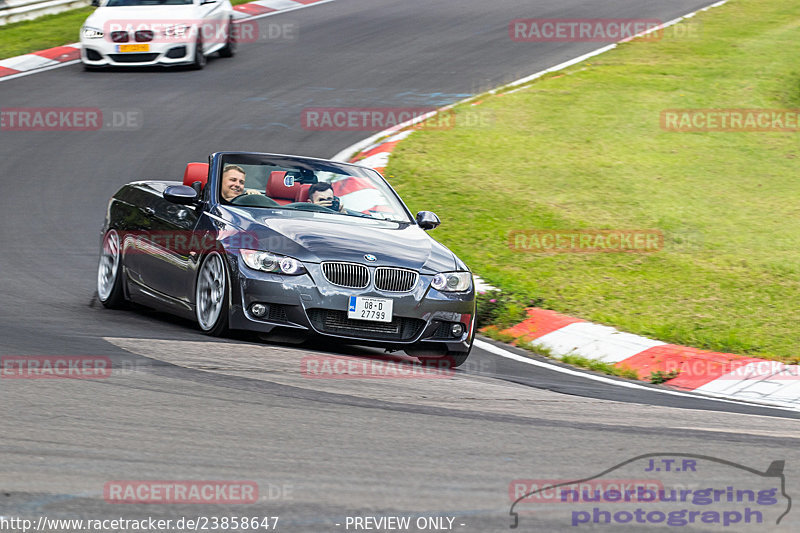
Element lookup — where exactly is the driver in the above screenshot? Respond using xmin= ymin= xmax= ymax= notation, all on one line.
xmin=220 ymin=164 xmax=247 ymax=202
xmin=220 ymin=164 xmax=262 ymax=202
xmin=307 ymin=182 xmax=346 ymax=213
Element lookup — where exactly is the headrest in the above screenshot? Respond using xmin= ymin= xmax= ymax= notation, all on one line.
xmin=296 ymin=184 xmax=312 ymax=203
xmin=266 ymin=171 xmax=300 ymax=201
xmin=183 ymin=162 xmax=209 ymax=189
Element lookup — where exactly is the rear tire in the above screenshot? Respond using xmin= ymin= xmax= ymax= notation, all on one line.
xmin=97 ymin=229 xmax=127 ymax=308
xmin=219 ymin=18 xmax=237 ymax=58
xmin=195 ymin=251 xmax=229 ymax=336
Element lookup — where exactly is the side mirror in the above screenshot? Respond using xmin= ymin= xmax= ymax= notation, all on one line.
xmin=416 ymin=211 xmax=440 ymax=230
xmin=91 ymin=0 xmax=100 ymax=6
xmin=164 ymin=185 xmax=199 ymax=205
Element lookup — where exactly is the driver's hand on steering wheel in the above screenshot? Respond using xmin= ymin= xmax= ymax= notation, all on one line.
xmin=244 ymin=189 xmax=262 ymax=195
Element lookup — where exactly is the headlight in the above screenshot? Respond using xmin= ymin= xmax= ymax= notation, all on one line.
xmin=240 ymin=249 xmax=306 ymax=275
xmin=82 ymin=26 xmax=104 ymax=39
xmin=431 ymin=271 xmax=472 ymax=292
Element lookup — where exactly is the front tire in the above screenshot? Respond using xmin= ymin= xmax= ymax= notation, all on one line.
xmin=191 ymin=37 xmax=206 ymax=69
xmin=195 ymin=251 xmax=229 ymax=336
xmin=219 ymin=18 xmax=237 ymax=58
xmin=97 ymin=229 xmax=126 ymax=308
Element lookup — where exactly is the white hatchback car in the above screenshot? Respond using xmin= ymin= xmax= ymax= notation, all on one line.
xmin=80 ymin=0 xmax=235 ymax=69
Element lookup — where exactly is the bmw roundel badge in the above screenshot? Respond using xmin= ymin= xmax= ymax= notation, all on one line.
xmin=364 ymin=254 xmax=377 ymax=262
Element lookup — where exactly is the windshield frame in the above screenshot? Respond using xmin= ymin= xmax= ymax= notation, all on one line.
xmin=210 ymin=152 xmax=415 ymax=224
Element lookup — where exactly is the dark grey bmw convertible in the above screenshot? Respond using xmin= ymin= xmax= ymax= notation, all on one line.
xmin=97 ymin=152 xmax=476 ymax=366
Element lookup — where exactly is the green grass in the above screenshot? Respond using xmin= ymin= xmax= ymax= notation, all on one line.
xmin=0 ymin=8 xmax=95 ymax=59
xmin=0 ymin=1 xmax=253 ymax=60
xmin=387 ymin=0 xmax=800 ymax=362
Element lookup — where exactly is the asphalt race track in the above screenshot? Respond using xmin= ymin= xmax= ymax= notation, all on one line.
xmin=1 ymin=1 xmax=799 ymax=531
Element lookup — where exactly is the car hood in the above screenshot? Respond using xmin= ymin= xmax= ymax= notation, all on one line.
xmin=85 ymin=6 xmax=200 ymax=28
xmin=218 ymin=207 xmax=459 ymax=273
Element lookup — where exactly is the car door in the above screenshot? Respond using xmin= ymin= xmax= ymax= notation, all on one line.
xmin=134 ymin=185 xmax=202 ymax=304
xmin=114 ymin=184 xmax=157 ymax=288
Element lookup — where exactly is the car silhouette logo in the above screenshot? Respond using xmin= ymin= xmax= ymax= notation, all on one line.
xmin=365 ymin=254 xmax=377 ymax=262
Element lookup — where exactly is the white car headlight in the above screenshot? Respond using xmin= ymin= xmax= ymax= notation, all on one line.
xmin=431 ymin=271 xmax=472 ymax=292
xmin=241 ymin=249 xmax=305 ymax=275
xmin=82 ymin=26 xmax=104 ymax=39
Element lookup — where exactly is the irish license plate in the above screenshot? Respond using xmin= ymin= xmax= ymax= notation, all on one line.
xmin=348 ymin=296 xmax=393 ymax=322
xmin=117 ymin=44 xmax=150 ymax=53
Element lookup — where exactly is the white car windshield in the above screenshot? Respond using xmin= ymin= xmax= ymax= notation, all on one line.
xmin=105 ymin=0 xmax=194 ymax=6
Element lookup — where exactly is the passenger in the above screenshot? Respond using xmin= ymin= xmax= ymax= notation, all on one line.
xmin=307 ymin=182 xmax=346 ymax=213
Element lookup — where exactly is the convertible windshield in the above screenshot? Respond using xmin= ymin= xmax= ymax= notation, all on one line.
xmin=218 ymin=154 xmax=413 ymax=224
xmin=105 ymin=0 xmax=194 ymax=6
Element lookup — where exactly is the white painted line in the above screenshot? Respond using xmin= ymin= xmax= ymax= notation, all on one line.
xmin=503 ymin=43 xmax=617 ymax=92
xmin=387 ymin=130 xmax=415 ymax=143
xmin=331 ymin=110 xmax=439 ymax=162
xmin=474 ymin=339 xmax=800 ymax=412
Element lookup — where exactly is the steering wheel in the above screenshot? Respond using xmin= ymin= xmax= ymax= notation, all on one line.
xmin=228 ymin=194 xmax=281 ymax=208
xmin=283 ymin=202 xmax=340 ymax=213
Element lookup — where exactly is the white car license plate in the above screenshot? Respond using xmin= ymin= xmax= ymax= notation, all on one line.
xmin=348 ymin=296 xmax=393 ymax=322
xmin=117 ymin=44 xmax=150 ymax=53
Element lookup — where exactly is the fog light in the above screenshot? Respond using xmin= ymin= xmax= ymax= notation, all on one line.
xmin=166 ymin=46 xmax=187 ymax=58
xmin=251 ymin=303 xmax=267 ymax=317
xmin=451 ymin=323 xmax=464 ymax=337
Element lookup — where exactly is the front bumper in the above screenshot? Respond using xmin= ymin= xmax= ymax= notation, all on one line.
xmin=80 ymin=41 xmax=196 ymax=67
xmin=226 ymin=255 xmax=476 ymax=354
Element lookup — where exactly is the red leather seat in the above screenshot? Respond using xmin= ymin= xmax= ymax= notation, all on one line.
xmin=266 ymin=171 xmax=301 ymax=205
xmin=183 ymin=162 xmax=209 ymax=189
